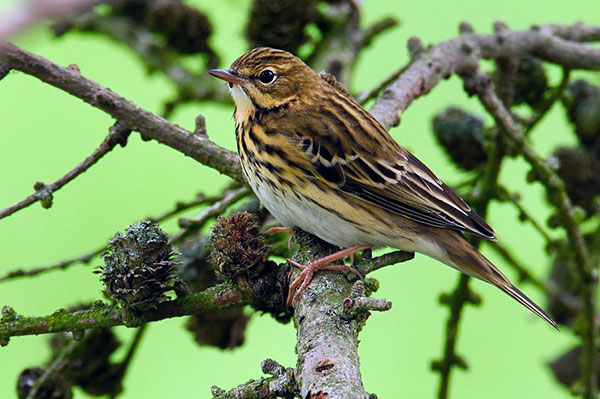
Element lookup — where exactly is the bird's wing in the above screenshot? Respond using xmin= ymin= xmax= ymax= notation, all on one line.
xmin=292 ymin=103 xmax=495 ymax=241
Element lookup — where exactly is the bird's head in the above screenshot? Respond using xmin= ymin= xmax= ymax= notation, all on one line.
xmin=208 ymin=47 xmax=318 ymax=111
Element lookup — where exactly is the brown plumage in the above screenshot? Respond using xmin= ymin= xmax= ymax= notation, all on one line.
xmin=208 ymin=47 xmax=557 ymax=329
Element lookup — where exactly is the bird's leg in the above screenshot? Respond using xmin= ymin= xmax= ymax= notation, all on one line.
xmin=265 ymin=226 xmax=295 ymax=249
xmin=265 ymin=227 xmax=293 ymax=235
xmin=287 ymin=244 xmax=373 ymax=307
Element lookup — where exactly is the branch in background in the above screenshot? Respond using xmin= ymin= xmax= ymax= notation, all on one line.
xmin=52 ymin=10 xmax=232 ymax=115
xmin=496 ymin=185 xmax=555 ymax=244
xmin=0 ymin=0 xmax=107 ymax=39
xmin=0 ymin=190 xmax=223 ymax=283
xmin=0 ymin=283 xmax=251 ymax=343
xmin=0 ymin=246 xmax=104 ymax=283
xmin=433 ymin=28 xmax=513 ymax=394
xmin=0 ymin=122 xmax=130 ymax=220
xmin=462 ymin=65 xmax=596 ymax=399
xmin=308 ymin=3 xmax=399 ymax=87
xmin=171 ymin=186 xmax=251 ymax=243
xmin=488 ymin=241 xmax=548 ymax=292
xmin=356 ymin=64 xmax=408 ymax=105
xmin=0 ymin=42 xmax=244 ymax=182
xmin=115 ymin=324 xmax=147 ymax=381
xmin=369 ymin=22 xmax=600 ymax=129
xmin=24 ymin=338 xmax=77 ymax=399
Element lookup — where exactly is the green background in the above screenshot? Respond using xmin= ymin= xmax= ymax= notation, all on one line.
xmin=1 ymin=0 xmax=599 ymax=397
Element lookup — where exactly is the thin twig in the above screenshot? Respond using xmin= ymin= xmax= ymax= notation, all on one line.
xmin=488 ymin=241 xmax=548 ymax=293
xmin=360 ymin=17 xmax=399 ymax=47
xmin=0 ymin=191 xmax=220 ymax=283
xmin=433 ymin=274 xmax=476 ymax=399
xmin=0 ymin=246 xmax=105 ymax=283
xmin=0 ymin=122 xmax=130 ymax=220
xmin=115 ymin=324 xmax=147 ymax=380
xmin=212 ymin=359 xmax=298 ymax=399
xmin=172 ymin=186 xmax=250 ymax=243
xmin=356 ymin=64 xmax=409 ymax=105
xmin=356 ymin=250 xmax=414 ymax=275
xmin=52 ymin=12 xmax=231 ymax=109
xmin=434 ymin=71 xmax=508 ymax=398
xmin=496 ymin=185 xmax=555 ymax=244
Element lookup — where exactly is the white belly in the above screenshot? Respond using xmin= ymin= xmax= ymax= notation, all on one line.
xmin=242 ymin=169 xmax=368 ymax=248
xmin=242 ymin=163 xmax=449 ymax=261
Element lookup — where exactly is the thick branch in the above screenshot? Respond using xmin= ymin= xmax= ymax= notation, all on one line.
xmin=0 ymin=42 xmax=244 ymax=181
xmin=292 ymin=231 xmax=372 ymax=399
xmin=369 ymin=23 xmax=600 ymax=129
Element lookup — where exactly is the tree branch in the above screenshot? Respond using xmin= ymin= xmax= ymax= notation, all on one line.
xmin=0 ymin=122 xmax=130 ymax=220
xmin=462 ymin=66 xmax=597 ymax=399
xmin=0 ymin=42 xmax=244 ymax=181
xmin=211 ymin=359 xmax=298 ymax=399
xmin=291 ymin=230 xmax=381 ymax=399
xmin=0 ymin=190 xmax=223 ymax=283
xmin=369 ymin=23 xmax=600 ymax=129
xmin=0 ymin=283 xmax=251 ymax=344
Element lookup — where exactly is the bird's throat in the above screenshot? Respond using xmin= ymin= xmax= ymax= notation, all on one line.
xmin=230 ymin=85 xmax=255 ymax=122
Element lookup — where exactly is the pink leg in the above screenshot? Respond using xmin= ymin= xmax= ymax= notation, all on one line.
xmin=286 ymin=244 xmax=373 ymax=307
xmin=265 ymin=227 xmax=295 ymax=250
xmin=265 ymin=227 xmax=293 ymax=235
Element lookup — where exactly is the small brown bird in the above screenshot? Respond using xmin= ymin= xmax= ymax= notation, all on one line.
xmin=208 ymin=47 xmax=557 ymax=328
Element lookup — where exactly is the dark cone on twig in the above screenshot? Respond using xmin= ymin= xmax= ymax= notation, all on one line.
xmin=513 ymin=55 xmax=549 ymax=110
xmin=17 ymin=368 xmax=73 ymax=399
xmin=550 ymin=147 xmax=600 ymax=215
xmin=549 ymin=346 xmax=600 ymax=389
xmin=245 ymin=0 xmax=319 ymax=54
xmin=433 ymin=107 xmax=487 ymax=170
xmin=99 ymin=221 xmax=178 ymax=311
xmin=563 ymin=80 xmax=600 ymax=151
xmin=209 ymin=212 xmax=269 ymax=282
xmin=146 ymin=2 xmax=214 ymax=55
xmin=49 ymin=329 xmax=123 ymax=396
xmin=186 ymin=309 xmax=250 ymax=350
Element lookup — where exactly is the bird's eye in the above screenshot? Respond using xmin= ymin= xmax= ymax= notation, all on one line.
xmin=258 ymin=69 xmax=276 ymax=84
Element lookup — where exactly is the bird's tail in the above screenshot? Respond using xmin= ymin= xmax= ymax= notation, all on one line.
xmin=433 ymin=230 xmax=558 ymax=330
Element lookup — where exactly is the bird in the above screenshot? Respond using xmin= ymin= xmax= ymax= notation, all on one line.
xmin=208 ymin=47 xmax=557 ymax=329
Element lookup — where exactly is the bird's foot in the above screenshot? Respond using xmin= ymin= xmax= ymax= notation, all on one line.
xmin=286 ymin=244 xmax=373 ymax=307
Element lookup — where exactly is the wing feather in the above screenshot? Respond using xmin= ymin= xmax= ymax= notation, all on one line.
xmin=295 ymin=124 xmax=495 ymax=240
xmin=283 ymin=83 xmax=495 ymax=240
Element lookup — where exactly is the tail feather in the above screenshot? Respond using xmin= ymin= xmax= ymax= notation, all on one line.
xmin=498 ymin=284 xmax=559 ymax=330
xmin=435 ymin=230 xmax=558 ymax=329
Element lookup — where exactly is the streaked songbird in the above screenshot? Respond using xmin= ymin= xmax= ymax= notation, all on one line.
xmin=208 ymin=47 xmax=557 ymax=329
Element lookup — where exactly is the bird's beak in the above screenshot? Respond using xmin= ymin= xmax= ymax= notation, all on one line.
xmin=207 ymin=69 xmax=247 ymax=85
